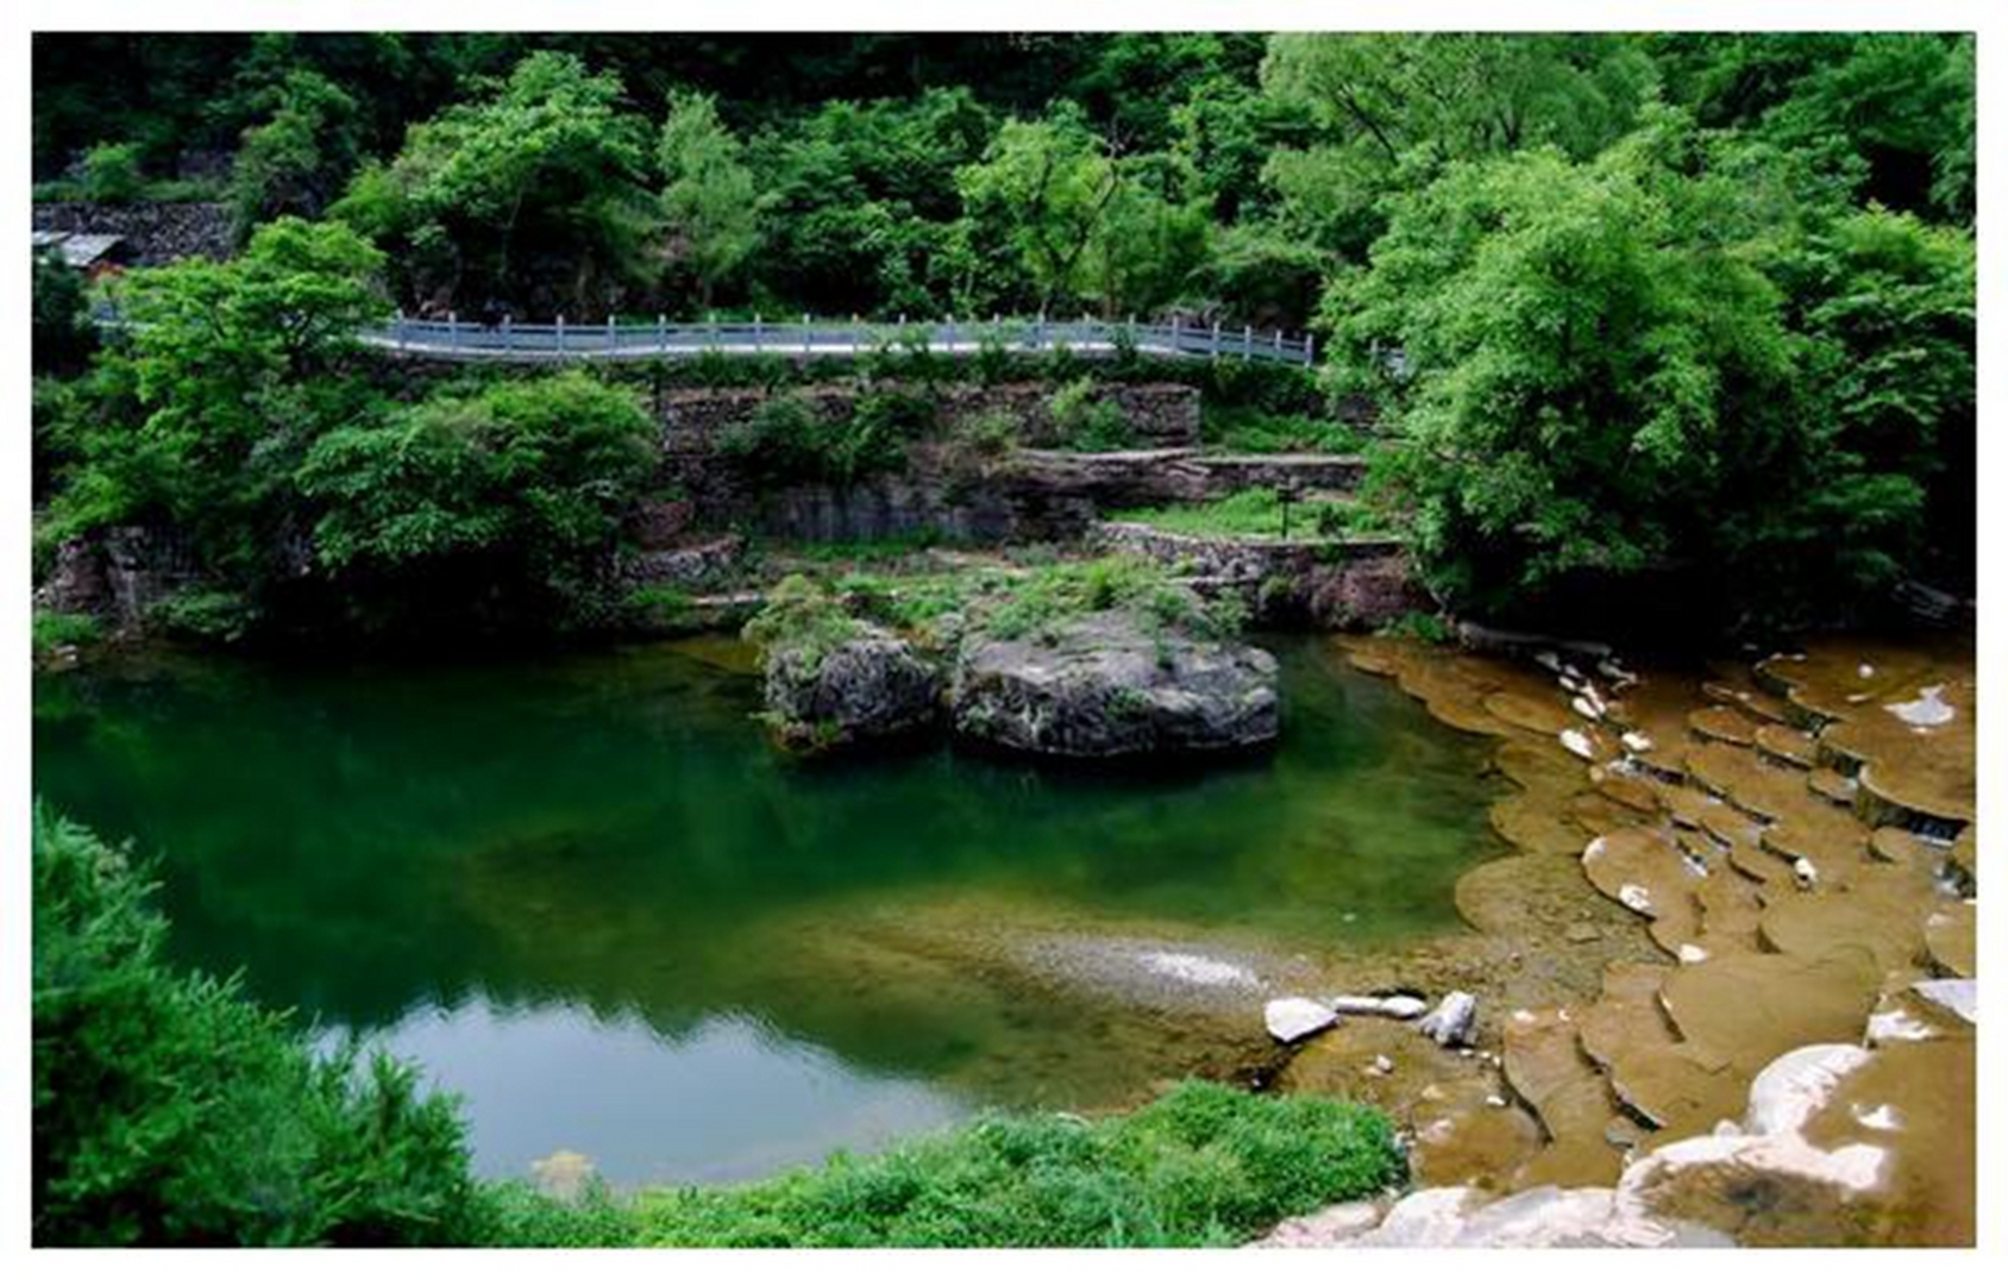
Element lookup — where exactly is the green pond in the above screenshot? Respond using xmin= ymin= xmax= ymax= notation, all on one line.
xmin=33 ymin=634 xmax=1507 ymax=1187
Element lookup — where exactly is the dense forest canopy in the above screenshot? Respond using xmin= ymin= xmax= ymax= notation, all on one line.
xmin=31 ymin=32 xmax=1976 ymax=631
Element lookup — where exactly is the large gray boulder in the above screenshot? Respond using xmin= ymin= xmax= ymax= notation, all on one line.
xmin=949 ymin=610 xmax=1279 ymax=758
xmin=762 ymin=624 xmax=944 ymax=752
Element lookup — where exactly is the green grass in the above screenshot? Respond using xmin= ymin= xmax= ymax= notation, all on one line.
xmin=33 ymin=609 xmax=102 ymax=655
xmin=741 ymin=574 xmax=865 ymax=667
xmin=970 ymin=556 xmax=1242 ymax=643
xmin=589 ymin=1082 xmax=1401 ymax=1247
xmin=1204 ymin=408 xmax=1365 ymax=455
xmin=1111 ymin=489 xmax=1372 ymax=541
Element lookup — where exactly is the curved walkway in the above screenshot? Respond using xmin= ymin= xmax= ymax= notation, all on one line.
xmin=362 ymin=315 xmax=1317 ymax=367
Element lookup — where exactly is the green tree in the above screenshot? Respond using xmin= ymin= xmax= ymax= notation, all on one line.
xmin=331 ymin=50 xmax=656 ymax=317
xmin=32 ymin=249 xmax=96 ymax=376
xmin=296 ymin=372 xmax=657 ymax=626
xmin=1170 ymin=76 xmax=1318 ymax=223
xmin=78 ymin=140 xmax=147 ymax=203
xmin=1325 ymin=115 xmax=1799 ymax=618
xmin=1649 ymin=33 xmax=1974 ymax=223
xmin=657 ymin=90 xmax=761 ymax=309
xmin=1329 ymin=107 xmax=1967 ymax=626
xmin=228 ymin=70 xmax=366 ymax=240
xmin=1757 ymin=209 xmax=1976 ymax=592
xmin=53 ymin=218 xmax=386 ymax=582
xmin=1260 ymin=34 xmax=1656 ymax=255
xmin=748 ymin=88 xmax=996 ymax=316
xmin=955 ymin=110 xmax=1118 ymax=313
xmin=1081 ymin=162 xmax=1212 ymax=318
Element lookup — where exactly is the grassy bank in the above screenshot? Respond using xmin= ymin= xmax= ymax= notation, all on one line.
xmin=1111 ymin=489 xmax=1386 ymax=540
xmin=486 ymin=1082 xmax=1402 ymax=1247
xmin=33 ymin=804 xmax=1405 ymax=1247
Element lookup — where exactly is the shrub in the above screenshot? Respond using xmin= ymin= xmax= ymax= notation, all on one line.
xmin=32 ymin=806 xmax=482 ymax=1245
xmin=718 ymin=389 xmax=934 ymax=484
xmin=1049 ymin=377 xmax=1136 ymax=451
xmin=971 ymin=556 xmax=1242 ymax=643
xmin=79 ymin=142 xmax=147 ymax=204
xmin=742 ymin=574 xmax=863 ymax=666
xmin=33 ymin=610 xmax=102 ymax=655
xmin=149 ymin=590 xmax=259 ymax=644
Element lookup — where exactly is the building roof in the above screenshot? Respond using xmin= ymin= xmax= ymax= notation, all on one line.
xmin=32 ymin=230 xmax=129 ymax=268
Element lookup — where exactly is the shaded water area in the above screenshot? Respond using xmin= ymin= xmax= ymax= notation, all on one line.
xmin=33 ymin=634 xmax=1510 ymax=1187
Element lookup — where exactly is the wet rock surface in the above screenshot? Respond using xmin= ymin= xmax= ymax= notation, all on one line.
xmin=1287 ymin=629 xmax=1978 ymax=1246
xmin=949 ymin=610 xmax=1279 ymax=758
xmin=761 ymin=625 xmax=944 ymax=751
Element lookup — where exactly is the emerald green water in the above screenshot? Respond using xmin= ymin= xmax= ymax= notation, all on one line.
xmin=33 ymin=635 xmax=1505 ymax=1186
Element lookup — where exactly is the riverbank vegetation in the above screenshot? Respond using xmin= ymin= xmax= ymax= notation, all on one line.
xmin=33 ymin=803 xmax=1405 ymax=1246
xmin=32 ymin=32 xmax=1973 ymax=639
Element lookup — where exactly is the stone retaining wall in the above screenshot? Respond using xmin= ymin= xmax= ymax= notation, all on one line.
xmin=662 ymin=443 xmax=1369 ymax=547
xmin=32 ymin=202 xmax=234 ymax=265
xmin=1090 ymin=522 xmax=1420 ymax=630
xmin=658 ymin=381 xmax=1202 ymax=451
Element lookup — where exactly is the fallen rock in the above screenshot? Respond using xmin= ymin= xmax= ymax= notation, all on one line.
xmin=1250 ymin=1198 xmax=1390 ymax=1248
xmin=1266 ymin=996 xmax=1339 ymax=1044
xmin=1330 ymin=994 xmax=1429 ymax=1020
xmin=1911 ymin=978 xmax=1976 ymax=1024
xmin=1419 ymin=992 xmax=1478 ymax=1047
xmin=950 ymin=608 xmax=1279 ymax=758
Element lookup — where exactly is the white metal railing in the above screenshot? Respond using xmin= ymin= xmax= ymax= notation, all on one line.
xmin=356 ymin=313 xmax=1317 ymax=367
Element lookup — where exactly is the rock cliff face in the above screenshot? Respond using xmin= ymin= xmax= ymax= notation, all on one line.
xmin=950 ymin=610 xmax=1280 ymax=758
xmin=761 ymin=626 xmax=944 ymax=752
xmin=34 ymin=526 xmax=201 ymax=631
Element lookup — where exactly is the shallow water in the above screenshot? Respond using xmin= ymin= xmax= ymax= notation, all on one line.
xmin=34 ymin=634 xmax=1506 ymax=1185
